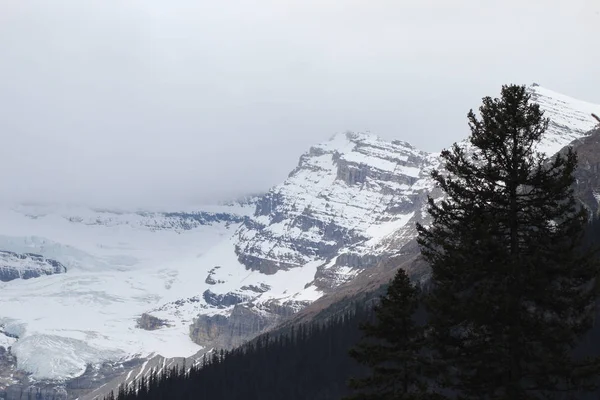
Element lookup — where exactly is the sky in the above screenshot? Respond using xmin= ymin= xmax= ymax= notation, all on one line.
xmin=0 ymin=0 xmax=599 ymax=208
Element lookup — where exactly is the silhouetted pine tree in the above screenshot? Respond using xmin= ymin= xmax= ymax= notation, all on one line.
xmin=417 ymin=84 xmax=600 ymax=399
xmin=346 ymin=269 xmax=433 ymax=399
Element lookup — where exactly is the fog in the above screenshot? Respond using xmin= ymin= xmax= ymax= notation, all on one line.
xmin=1 ymin=0 xmax=599 ymax=208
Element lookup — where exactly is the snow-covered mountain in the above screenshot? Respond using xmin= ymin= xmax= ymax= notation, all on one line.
xmin=234 ymin=132 xmax=439 ymax=289
xmin=0 ymin=84 xmax=598 ymax=399
xmin=231 ymin=84 xmax=600 ymax=291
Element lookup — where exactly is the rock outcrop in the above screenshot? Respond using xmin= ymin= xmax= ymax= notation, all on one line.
xmin=204 ymin=266 xmax=225 ymax=285
xmin=557 ymin=127 xmax=600 ymax=215
xmin=136 ymin=313 xmax=170 ymax=331
xmin=189 ymin=300 xmax=307 ymax=349
xmin=202 ymin=290 xmax=251 ymax=308
xmin=0 ymin=251 xmax=67 ymax=282
xmin=234 ymin=131 xmax=437 ymax=283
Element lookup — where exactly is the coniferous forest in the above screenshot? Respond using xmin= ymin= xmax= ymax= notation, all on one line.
xmin=106 ymin=304 xmax=374 ymax=400
xmin=106 ymin=85 xmax=600 ymax=400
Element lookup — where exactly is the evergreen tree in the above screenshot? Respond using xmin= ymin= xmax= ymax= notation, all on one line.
xmin=346 ymin=268 xmax=431 ymax=399
xmin=417 ymin=84 xmax=600 ymax=399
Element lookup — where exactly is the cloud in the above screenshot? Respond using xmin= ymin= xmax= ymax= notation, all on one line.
xmin=0 ymin=0 xmax=598 ymax=207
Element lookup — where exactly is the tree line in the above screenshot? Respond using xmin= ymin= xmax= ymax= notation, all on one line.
xmin=105 ymin=304 xmax=375 ymax=400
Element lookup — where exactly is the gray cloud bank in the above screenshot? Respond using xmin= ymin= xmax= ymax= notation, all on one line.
xmin=0 ymin=0 xmax=598 ymax=208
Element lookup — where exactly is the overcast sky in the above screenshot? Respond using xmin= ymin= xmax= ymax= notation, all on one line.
xmin=1 ymin=0 xmax=599 ymax=208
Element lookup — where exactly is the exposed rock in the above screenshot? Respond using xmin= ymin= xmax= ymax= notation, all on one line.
xmin=260 ymin=299 xmax=310 ymax=318
xmin=136 ymin=313 xmax=170 ymax=331
xmin=335 ymin=157 xmax=368 ymax=185
xmin=0 ymin=346 xmax=21 ymax=394
xmin=234 ymin=130 xmax=434 ymax=284
xmin=202 ymin=290 xmax=251 ymax=309
xmin=234 ymin=253 xmax=299 ymax=275
xmin=0 ymin=345 xmax=69 ymax=400
xmin=152 ymin=295 xmax=203 ymax=315
xmin=190 ymin=314 xmax=230 ymax=345
xmin=0 ymin=251 xmax=67 ymax=282
xmin=556 ymin=128 xmax=600 ymax=216
xmin=279 ymin=241 xmax=430 ymax=329
xmin=240 ymin=283 xmax=271 ymax=293
xmin=334 ymin=253 xmax=382 ymax=269
xmin=189 ymin=301 xmax=305 ymax=349
xmin=205 ymin=266 xmax=224 ymax=285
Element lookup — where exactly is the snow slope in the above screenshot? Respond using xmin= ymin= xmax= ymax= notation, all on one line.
xmin=529 ymin=84 xmax=600 ymax=155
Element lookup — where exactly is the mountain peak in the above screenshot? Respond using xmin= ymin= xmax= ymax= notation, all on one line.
xmin=527 ymin=84 xmax=599 ymax=155
xmin=319 ymin=131 xmax=378 ymax=152
xmin=314 ymin=131 xmax=422 ymax=165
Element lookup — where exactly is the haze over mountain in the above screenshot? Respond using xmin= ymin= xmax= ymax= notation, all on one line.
xmin=1 ymin=0 xmax=599 ymax=207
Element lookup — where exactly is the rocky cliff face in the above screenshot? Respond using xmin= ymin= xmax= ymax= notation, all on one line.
xmin=189 ymin=299 xmax=306 ymax=350
xmin=234 ymin=131 xmax=440 ymax=286
xmin=0 ymin=251 xmax=66 ymax=282
xmin=558 ymin=127 xmax=600 ymax=215
xmin=137 ymin=313 xmax=170 ymax=331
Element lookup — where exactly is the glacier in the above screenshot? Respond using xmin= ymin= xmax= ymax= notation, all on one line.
xmin=0 ymin=203 xmax=254 ymax=380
